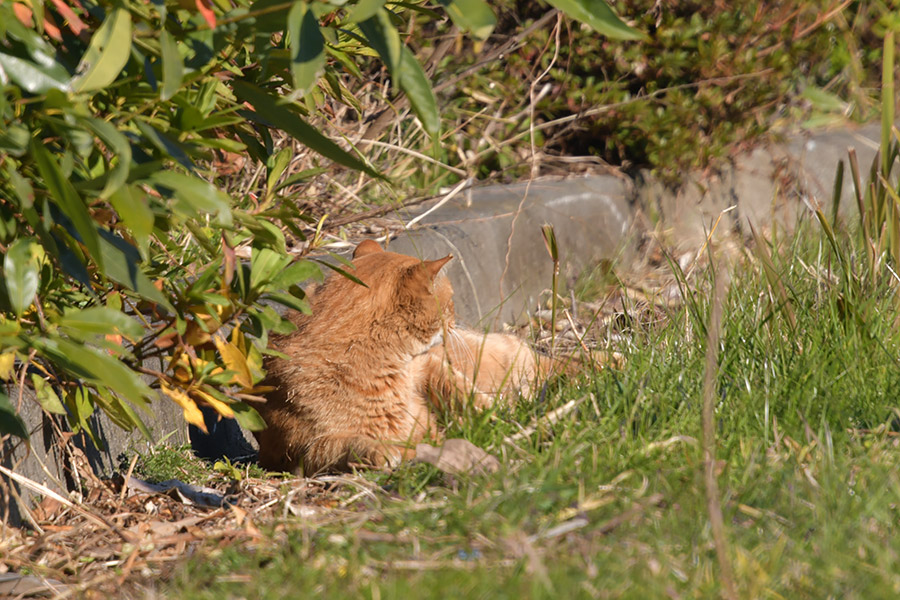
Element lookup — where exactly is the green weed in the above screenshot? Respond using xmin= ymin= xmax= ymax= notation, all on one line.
xmin=130 ymin=444 xmax=213 ymax=485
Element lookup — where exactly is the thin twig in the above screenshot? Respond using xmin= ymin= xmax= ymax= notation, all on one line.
xmin=503 ymin=395 xmax=587 ymax=445
xmin=530 ymin=15 xmax=562 ymax=179
xmin=562 ymin=309 xmax=592 ymax=355
xmin=471 ymin=70 xmax=775 ymax=163
xmin=326 ymin=194 xmax=440 ymax=228
xmin=498 ymin=14 xmax=562 ymax=302
xmin=360 ymin=10 xmax=561 ymax=142
xmin=357 ymin=139 xmax=467 ymax=176
xmin=119 ymin=454 xmax=140 ymax=504
xmin=0 ymin=464 xmax=132 ymax=542
xmin=405 ymin=178 xmax=474 ymax=229
xmin=701 ymin=253 xmax=738 ymax=600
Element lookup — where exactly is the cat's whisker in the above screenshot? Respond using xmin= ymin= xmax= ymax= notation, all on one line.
xmin=454 ymin=329 xmax=478 ymax=366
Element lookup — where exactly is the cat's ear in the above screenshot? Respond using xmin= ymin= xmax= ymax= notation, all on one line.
xmin=423 ymin=255 xmax=453 ymax=279
xmin=353 ymin=239 xmax=384 ymax=258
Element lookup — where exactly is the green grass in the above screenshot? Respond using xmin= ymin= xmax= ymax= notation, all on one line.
xmin=127 ymin=444 xmax=268 ymax=485
xmin=128 ymin=444 xmax=212 ymax=484
xmin=165 ymin=230 xmax=900 ymax=598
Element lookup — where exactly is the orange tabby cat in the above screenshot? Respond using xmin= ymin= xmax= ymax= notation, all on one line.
xmin=256 ymin=240 xmax=575 ymax=475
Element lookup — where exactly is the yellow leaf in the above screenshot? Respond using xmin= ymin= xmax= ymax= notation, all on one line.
xmin=193 ymin=388 xmax=235 ymax=419
xmin=184 ymin=321 xmax=211 ymax=346
xmin=244 ymin=385 xmax=275 ymax=395
xmin=0 ymin=351 xmax=16 ymax=381
xmin=213 ymin=335 xmax=253 ymax=389
xmin=230 ymin=325 xmax=245 ymax=349
xmin=161 ymin=382 xmax=207 ymax=433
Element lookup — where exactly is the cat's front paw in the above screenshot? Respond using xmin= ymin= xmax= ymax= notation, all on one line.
xmin=414 ymin=439 xmax=500 ymax=475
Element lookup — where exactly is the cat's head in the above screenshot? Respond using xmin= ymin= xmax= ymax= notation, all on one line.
xmin=344 ymin=240 xmax=455 ymax=355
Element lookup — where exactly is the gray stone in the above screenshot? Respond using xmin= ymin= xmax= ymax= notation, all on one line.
xmin=636 ymin=125 xmax=881 ymax=252
xmin=389 ymin=176 xmax=635 ymax=327
xmin=783 ymin=123 xmax=881 ymax=213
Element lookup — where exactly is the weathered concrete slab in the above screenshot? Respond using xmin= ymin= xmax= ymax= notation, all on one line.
xmin=637 ymin=124 xmax=882 ymax=252
xmin=783 ymin=123 xmax=880 ymax=212
xmin=1 ymin=359 xmax=191 ymax=523
xmin=389 ymin=176 xmax=635 ymax=327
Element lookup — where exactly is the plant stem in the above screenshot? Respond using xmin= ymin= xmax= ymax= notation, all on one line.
xmin=702 ymin=254 xmax=738 ymax=600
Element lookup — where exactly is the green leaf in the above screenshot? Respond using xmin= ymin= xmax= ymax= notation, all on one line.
xmin=82 ymin=117 xmax=132 ymax=200
xmin=397 ymin=46 xmax=440 ymax=138
xmin=288 ymin=2 xmax=325 ymax=95
xmin=93 ymin=387 xmax=151 ymax=439
xmin=72 ymin=8 xmax=133 ymax=92
xmin=135 ymin=120 xmax=195 ymax=170
xmin=0 ymin=123 xmax=30 ymax=156
xmin=0 ymin=390 xmax=28 ymax=440
xmin=117 ymin=397 xmax=153 ymax=441
xmin=232 ymin=81 xmax=380 ymax=177
xmin=109 ymin=185 xmax=153 ymax=258
xmin=313 ymin=258 xmax=366 ymax=287
xmin=346 ymin=0 xmax=386 ymax=24
xmin=272 ymin=167 xmax=328 ymax=194
xmin=0 ymin=319 xmax=21 ymax=344
xmin=231 ymin=400 xmax=267 ymax=431
xmin=244 ymin=0 xmax=294 ymax=33
xmin=358 ymin=10 xmax=402 ymax=74
xmin=58 ymin=306 xmax=145 ymax=342
xmin=31 ymin=374 xmax=67 ymax=415
xmin=4 ymin=238 xmax=40 ymax=318
xmin=31 ymin=336 xmax=152 ymax=406
xmin=0 ymin=51 xmax=70 ymax=94
xmin=65 ymin=386 xmax=101 ymax=447
xmin=268 ymin=259 xmax=321 ymax=290
xmin=360 ymin=10 xmax=440 ymax=137
xmin=148 ymin=171 xmax=232 ymax=225
xmin=264 ymin=291 xmax=311 ymax=313
xmin=97 ymin=231 xmax=174 ymax=312
xmin=30 ymin=140 xmax=105 ymax=272
xmin=5 ymin=163 xmax=35 ymax=210
xmin=192 ymin=137 xmax=246 ymax=152
xmin=436 ymin=0 xmax=496 ymax=40
xmin=160 ymin=29 xmax=183 ymax=101
xmin=325 ymin=45 xmax=363 ymax=79
xmin=266 ymin=146 xmax=294 ymax=195
xmin=250 ymin=247 xmax=291 ymax=291
xmin=544 ymin=0 xmax=644 ymax=40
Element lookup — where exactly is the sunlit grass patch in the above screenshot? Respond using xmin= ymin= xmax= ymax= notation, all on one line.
xmin=165 ymin=229 xmax=900 ymax=598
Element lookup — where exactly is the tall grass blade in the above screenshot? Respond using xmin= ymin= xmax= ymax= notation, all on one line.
xmin=831 ymin=159 xmax=844 ymax=226
xmin=882 ymin=31 xmax=895 ymax=179
xmin=541 ymin=224 xmax=560 ymax=351
xmin=701 ymin=252 xmax=738 ymax=600
xmin=749 ymin=221 xmax=797 ymax=332
xmin=815 ymin=208 xmax=855 ymax=300
xmin=660 ymin=246 xmax=705 ymax=339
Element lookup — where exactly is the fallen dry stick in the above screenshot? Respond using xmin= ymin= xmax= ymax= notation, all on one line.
xmin=0 ymin=464 xmax=127 ymax=539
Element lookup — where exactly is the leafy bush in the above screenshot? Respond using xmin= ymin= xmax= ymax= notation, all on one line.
xmin=0 ymin=0 xmax=638 ymax=446
xmin=439 ymin=0 xmax=884 ymax=182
